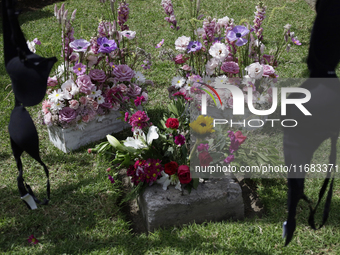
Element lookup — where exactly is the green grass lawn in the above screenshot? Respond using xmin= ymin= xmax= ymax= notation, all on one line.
xmin=1 ymin=0 xmax=340 ymax=254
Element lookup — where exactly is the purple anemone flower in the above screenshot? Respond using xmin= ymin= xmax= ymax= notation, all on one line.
xmin=156 ymin=39 xmax=164 ymax=48
xmin=291 ymin=37 xmax=301 ymax=45
xmin=187 ymin=41 xmax=202 ymax=53
xmin=97 ymin=37 xmax=117 ymax=53
xmin=69 ymin=39 xmax=91 ymax=52
xmin=226 ymin=26 xmax=250 ymax=46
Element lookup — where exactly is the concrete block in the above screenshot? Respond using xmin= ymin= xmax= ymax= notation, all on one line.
xmin=138 ymin=177 xmax=244 ymax=232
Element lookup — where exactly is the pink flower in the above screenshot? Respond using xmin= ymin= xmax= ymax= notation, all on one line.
xmin=124 ymin=112 xmax=129 ymax=122
xmin=224 ymin=154 xmax=235 ymax=163
xmin=106 ymin=168 xmax=111 ymax=172
xmin=134 ymin=96 xmax=145 ymax=107
xmin=88 ymin=149 xmax=92 ymax=153
xmin=118 ymin=2 xmax=130 ymax=31
xmin=181 ymin=64 xmax=192 ymax=71
xmin=156 ymin=39 xmax=164 ymax=48
xmin=112 ymin=65 xmax=135 ymax=82
xmin=118 ymin=83 xmax=128 ymax=93
xmin=79 ymin=96 xmax=88 ymax=105
xmin=197 ymin=143 xmax=209 ymax=152
xmin=108 ymin=174 xmax=115 ymax=183
xmin=33 ymin=38 xmax=41 ymax=45
xmin=59 ymin=107 xmax=77 ymax=123
xmin=44 ymin=112 xmax=52 ymax=126
xmin=174 ymin=134 xmax=186 ymax=146
xmin=82 ymin=115 xmax=91 ymax=123
xmin=76 ymin=75 xmax=95 ymax=95
xmin=42 ymin=100 xmax=51 ymax=114
xmin=174 ymin=54 xmax=188 ymax=64
xmin=89 ymin=69 xmax=106 ymax=83
xmin=47 ymin=76 xmax=58 ymax=87
xmin=129 ymin=110 xmax=150 ymax=131
xmin=28 ymin=235 xmax=39 ymax=244
xmin=262 ymin=64 xmax=275 ymax=77
xmin=291 ymin=37 xmax=301 ymax=45
xmin=127 ymin=84 xmax=142 ymax=97
xmin=234 ymin=131 xmax=247 ymax=145
xmin=69 ymin=99 xmax=80 ymax=109
xmin=73 ymin=62 xmax=86 ymax=75
xmin=221 ymin=61 xmax=240 ymax=74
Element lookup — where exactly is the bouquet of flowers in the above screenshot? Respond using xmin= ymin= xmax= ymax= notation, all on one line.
xmin=40 ymin=1 xmax=152 ymax=130
xmin=159 ymin=0 xmax=301 ymax=110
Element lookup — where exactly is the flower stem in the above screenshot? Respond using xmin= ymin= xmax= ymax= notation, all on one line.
xmin=188 ymin=138 xmax=201 ymax=161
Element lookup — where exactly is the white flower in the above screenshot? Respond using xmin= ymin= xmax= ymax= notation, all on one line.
xmin=260 ymin=43 xmax=265 ymax=54
xmin=209 ymin=42 xmax=229 ymax=62
xmin=134 ymin=71 xmax=146 ymax=84
xmin=48 ymin=89 xmax=65 ymax=103
xmin=175 ymin=36 xmax=191 ymax=52
xmin=184 ymin=79 xmax=194 ymax=91
xmin=61 ymin=79 xmax=78 ymax=97
xmin=203 ymin=75 xmax=215 ymax=85
xmin=242 ymin=75 xmax=256 ymax=87
xmin=195 ymin=27 xmax=205 ymax=37
xmin=124 ymin=126 xmax=159 ymax=149
xmin=141 ymin=91 xmax=148 ymax=102
xmin=124 ymin=136 xmax=146 ymax=149
xmin=88 ymin=88 xmax=102 ymax=99
xmin=44 ymin=112 xmax=52 ymax=126
xmin=245 ymin=62 xmax=263 ymax=79
xmin=284 ymin=24 xmax=291 ymax=30
xmin=175 ymin=180 xmax=182 ymax=191
xmin=50 ymin=101 xmax=65 ymax=110
xmin=26 ymin=40 xmax=36 ymax=53
xmin=214 ymin=75 xmax=228 ymax=86
xmin=121 ymin=30 xmax=136 ymax=39
xmin=217 ymin=16 xmax=230 ymax=26
xmin=96 ymin=95 xmax=105 ymax=104
xmin=205 ymin=58 xmax=219 ymax=75
xmin=87 ymin=54 xmax=98 ymax=68
xmin=252 ymin=92 xmax=267 ymax=105
xmin=156 ymin=171 xmax=171 ymax=190
xmin=171 ymin=76 xmax=186 ymax=88
xmin=56 ymin=64 xmax=72 ymax=81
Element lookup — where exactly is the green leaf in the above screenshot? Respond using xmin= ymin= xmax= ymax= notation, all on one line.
xmin=192 ymin=178 xmax=199 ymax=189
xmin=256 ymin=152 xmax=270 ymax=162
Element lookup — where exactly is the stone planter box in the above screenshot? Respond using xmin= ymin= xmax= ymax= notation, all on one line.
xmin=47 ymin=110 xmax=130 ymax=153
xmin=206 ymin=106 xmax=268 ymax=131
xmin=137 ymin=177 xmax=244 ymax=232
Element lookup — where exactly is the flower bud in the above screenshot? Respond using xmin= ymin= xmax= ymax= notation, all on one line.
xmin=71 ymin=9 xmax=77 ymax=22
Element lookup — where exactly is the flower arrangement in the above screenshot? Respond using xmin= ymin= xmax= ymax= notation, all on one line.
xmin=91 ymin=89 xmax=282 ymax=197
xmin=40 ymin=1 xmax=152 ymax=129
xmin=159 ymin=1 xmax=301 ymax=110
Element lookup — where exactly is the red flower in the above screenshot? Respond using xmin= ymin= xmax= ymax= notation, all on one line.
xmin=164 ymin=161 xmax=178 ymax=175
xmin=165 ymin=118 xmax=179 ymax=129
xmin=234 ymin=131 xmax=247 ymax=145
xmin=28 ymin=235 xmax=39 ymax=244
xmin=177 ymin=165 xmax=192 ymax=184
xmin=198 ymin=151 xmax=213 ymax=167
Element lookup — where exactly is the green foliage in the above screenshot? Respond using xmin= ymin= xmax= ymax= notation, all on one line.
xmin=2 ymin=1 xmax=340 ymax=254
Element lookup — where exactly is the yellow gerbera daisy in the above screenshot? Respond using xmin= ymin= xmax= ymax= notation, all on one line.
xmin=189 ymin=115 xmax=215 ymax=135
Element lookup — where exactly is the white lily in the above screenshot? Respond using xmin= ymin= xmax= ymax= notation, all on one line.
xmin=156 ymin=171 xmax=171 ymax=190
xmin=123 ymin=125 xmax=159 ymax=149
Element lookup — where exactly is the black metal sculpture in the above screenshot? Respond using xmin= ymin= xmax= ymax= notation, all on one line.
xmin=3 ymin=0 xmax=57 ymax=209
xmin=283 ymin=0 xmax=340 ymax=246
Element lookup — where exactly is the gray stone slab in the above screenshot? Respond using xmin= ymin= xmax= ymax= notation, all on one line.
xmin=138 ymin=177 xmax=244 ymax=232
xmin=47 ymin=110 xmax=130 ymax=152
